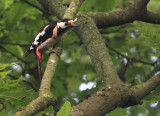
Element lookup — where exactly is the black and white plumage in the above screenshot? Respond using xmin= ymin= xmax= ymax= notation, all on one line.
xmin=26 ymin=18 xmax=78 ymax=79
xmin=26 ymin=18 xmax=78 ymax=55
xmin=28 ymin=23 xmax=55 ymax=53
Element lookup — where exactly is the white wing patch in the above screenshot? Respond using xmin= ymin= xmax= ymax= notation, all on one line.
xmin=33 ymin=33 xmax=42 ymax=45
xmin=30 ymin=25 xmax=49 ymax=50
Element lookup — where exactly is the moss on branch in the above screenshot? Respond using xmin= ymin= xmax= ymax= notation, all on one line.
xmin=88 ymin=0 xmax=160 ymax=28
xmin=132 ymin=74 xmax=160 ymax=101
xmin=75 ymin=13 xmax=122 ymax=86
xmin=13 ymin=95 xmax=55 ymax=116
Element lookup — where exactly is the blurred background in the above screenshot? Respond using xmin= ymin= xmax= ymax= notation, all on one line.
xmin=0 ymin=0 xmax=160 ymax=115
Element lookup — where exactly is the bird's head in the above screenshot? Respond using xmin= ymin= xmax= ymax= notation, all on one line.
xmin=57 ymin=18 xmax=79 ymax=29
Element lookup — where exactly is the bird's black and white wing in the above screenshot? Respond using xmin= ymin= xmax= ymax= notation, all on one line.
xmin=26 ymin=22 xmax=57 ymax=55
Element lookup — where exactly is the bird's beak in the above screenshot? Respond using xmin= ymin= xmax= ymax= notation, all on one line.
xmin=68 ymin=20 xmax=79 ymax=27
xmin=71 ymin=23 xmax=79 ymax=27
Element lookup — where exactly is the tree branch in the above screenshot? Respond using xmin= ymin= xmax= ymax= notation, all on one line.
xmin=100 ymin=24 xmax=127 ymax=34
xmin=37 ymin=0 xmax=65 ymax=19
xmin=139 ymin=11 xmax=160 ymax=24
xmin=1 ymin=42 xmax=28 ymax=47
xmin=133 ymin=74 xmax=160 ymax=100
xmin=123 ymin=73 xmax=160 ymax=107
xmin=74 ymin=14 xmax=122 ymax=86
xmin=0 ymin=45 xmax=30 ymax=64
xmin=135 ymin=0 xmax=150 ymax=9
xmin=71 ymin=73 xmax=160 ymax=115
xmin=24 ymin=0 xmax=51 ymax=15
xmin=63 ymin=0 xmax=85 ymax=18
xmin=8 ymin=74 xmax=38 ymax=92
xmin=118 ymin=59 xmax=131 ymax=82
xmin=88 ymin=0 xmax=155 ymax=28
xmin=106 ymin=44 xmax=157 ymax=66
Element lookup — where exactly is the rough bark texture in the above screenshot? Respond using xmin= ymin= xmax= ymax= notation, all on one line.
xmin=14 ymin=0 xmax=160 ymax=115
xmin=75 ymin=13 xmax=122 ymax=86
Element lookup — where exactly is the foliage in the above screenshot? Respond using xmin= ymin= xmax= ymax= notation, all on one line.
xmin=57 ymin=101 xmax=71 ymax=116
xmin=0 ymin=63 xmax=38 ymax=115
xmin=0 ymin=0 xmax=160 ymax=116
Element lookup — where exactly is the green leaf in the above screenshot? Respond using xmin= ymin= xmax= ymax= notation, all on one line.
xmin=108 ymin=107 xmax=127 ymax=116
xmin=86 ymin=72 xmax=97 ymax=81
xmin=52 ymin=78 xmax=68 ymax=99
xmin=36 ymin=106 xmax=54 ymax=116
xmin=0 ymin=63 xmax=12 ymax=70
xmin=80 ymin=0 xmax=115 ymax=12
xmin=0 ymin=76 xmax=38 ymax=110
xmin=57 ymin=101 xmax=71 ymax=116
xmin=0 ymin=0 xmax=5 ymax=11
xmin=144 ymin=86 xmax=160 ymax=102
xmin=0 ymin=70 xmax=11 ymax=80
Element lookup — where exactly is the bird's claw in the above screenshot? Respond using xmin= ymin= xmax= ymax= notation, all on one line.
xmin=49 ymin=50 xmax=61 ymax=57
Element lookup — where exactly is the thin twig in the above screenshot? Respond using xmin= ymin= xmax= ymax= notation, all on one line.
xmin=62 ymin=3 xmax=70 ymax=7
xmin=8 ymin=74 xmax=38 ymax=92
xmin=106 ymin=44 xmax=158 ymax=66
xmin=23 ymin=0 xmax=51 ymax=15
xmin=100 ymin=24 xmax=128 ymax=34
xmin=0 ymin=45 xmax=31 ymax=64
xmin=118 ymin=59 xmax=131 ymax=82
xmin=1 ymin=42 xmax=28 ymax=47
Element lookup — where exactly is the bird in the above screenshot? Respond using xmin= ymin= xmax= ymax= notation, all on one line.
xmin=26 ymin=18 xmax=78 ymax=79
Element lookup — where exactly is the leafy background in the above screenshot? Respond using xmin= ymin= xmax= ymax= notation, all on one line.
xmin=0 ymin=0 xmax=160 ymax=116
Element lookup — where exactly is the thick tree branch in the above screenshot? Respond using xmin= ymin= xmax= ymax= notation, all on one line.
xmin=13 ymin=95 xmax=55 ymax=116
xmin=63 ymin=0 xmax=85 ymax=19
xmin=70 ymin=83 xmax=128 ymax=116
xmin=135 ymin=0 xmax=150 ymax=9
xmin=88 ymin=0 xmax=159 ymax=28
xmin=133 ymin=74 xmax=160 ymax=100
xmin=139 ymin=11 xmax=160 ymax=24
xmin=71 ymin=74 xmax=160 ymax=115
xmin=124 ymin=74 xmax=160 ymax=107
xmin=74 ymin=14 xmax=122 ymax=86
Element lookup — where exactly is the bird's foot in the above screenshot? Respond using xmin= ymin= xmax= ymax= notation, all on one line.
xmin=49 ymin=49 xmax=61 ymax=57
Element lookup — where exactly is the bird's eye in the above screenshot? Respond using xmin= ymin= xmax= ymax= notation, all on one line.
xmin=65 ymin=23 xmax=68 ymax=26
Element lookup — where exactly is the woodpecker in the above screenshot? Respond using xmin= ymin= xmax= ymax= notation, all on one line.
xmin=26 ymin=18 xmax=78 ymax=79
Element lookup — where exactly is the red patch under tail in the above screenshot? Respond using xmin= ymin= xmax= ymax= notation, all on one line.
xmin=36 ymin=48 xmax=43 ymax=80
